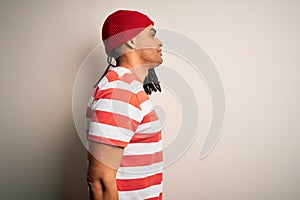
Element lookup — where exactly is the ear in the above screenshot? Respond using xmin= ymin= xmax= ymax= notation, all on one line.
xmin=125 ymin=39 xmax=136 ymax=49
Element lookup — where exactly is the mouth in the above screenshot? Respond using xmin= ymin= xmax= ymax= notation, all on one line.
xmin=157 ymin=49 xmax=162 ymax=56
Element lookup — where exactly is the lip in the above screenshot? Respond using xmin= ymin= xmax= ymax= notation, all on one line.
xmin=157 ymin=49 xmax=162 ymax=56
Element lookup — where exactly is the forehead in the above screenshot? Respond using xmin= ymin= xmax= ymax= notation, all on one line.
xmin=145 ymin=25 xmax=155 ymax=32
xmin=137 ymin=25 xmax=155 ymax=36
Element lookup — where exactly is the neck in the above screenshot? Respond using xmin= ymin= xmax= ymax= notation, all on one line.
xmin=118 ymin=52 xmax=150 ymax=83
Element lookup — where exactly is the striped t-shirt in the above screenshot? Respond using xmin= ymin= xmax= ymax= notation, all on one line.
xmin=86 ymin=66 xmax=163 ymax=199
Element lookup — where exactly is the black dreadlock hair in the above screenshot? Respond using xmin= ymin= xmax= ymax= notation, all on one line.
xmin=93 ymin=56 xmax=116 ymax=88
xmin=143 ymin=68 xmax=161 ymax=95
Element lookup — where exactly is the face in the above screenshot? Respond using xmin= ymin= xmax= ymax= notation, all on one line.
xmin=133 ymin=25 xmax=163 ymax=67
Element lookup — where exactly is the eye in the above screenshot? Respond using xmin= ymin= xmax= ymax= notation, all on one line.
xmin=150 ymin=28 xmax=157 ymax=38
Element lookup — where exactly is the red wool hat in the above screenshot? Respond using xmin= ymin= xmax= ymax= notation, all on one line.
xmin=102 ymin=10 xmax=154 ymax=55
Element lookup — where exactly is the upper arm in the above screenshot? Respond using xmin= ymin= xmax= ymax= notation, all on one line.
xmin=87 ymin=80 xmax=143 ymax=148
xmin=86 ymin=76 xmax=142 ymax=181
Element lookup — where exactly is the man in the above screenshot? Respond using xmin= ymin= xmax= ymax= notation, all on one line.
xmin=85 ymin=10 xmax=164 ymax=200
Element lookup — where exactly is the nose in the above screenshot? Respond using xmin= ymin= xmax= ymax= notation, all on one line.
xmin=156 ymin=37 xmax=163 ymax=48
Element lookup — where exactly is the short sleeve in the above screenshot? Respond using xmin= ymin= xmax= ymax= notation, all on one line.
xmin=87 ymin=81 xmax=143 ymax=148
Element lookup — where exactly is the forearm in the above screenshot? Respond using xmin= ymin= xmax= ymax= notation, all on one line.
xmin=87 ymin=143 xmax=123 ymax=200
xmin=88 ymin=178 xmax=118 ymax=200
xmin=88 ymin=179 xmax=103 ymax=200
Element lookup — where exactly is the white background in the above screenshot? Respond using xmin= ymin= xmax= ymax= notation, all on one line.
xmin=0 ymin=1 xmax=299 ymax=199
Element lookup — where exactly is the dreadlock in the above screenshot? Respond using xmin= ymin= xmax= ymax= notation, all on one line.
xmin=93 ymin=51 xmax=119 ymax=88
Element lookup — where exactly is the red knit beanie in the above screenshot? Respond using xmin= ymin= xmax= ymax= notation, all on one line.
xmin=102 ymin=10 xmax=154 ymax=55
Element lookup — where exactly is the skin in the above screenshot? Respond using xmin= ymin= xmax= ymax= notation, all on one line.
xmin=117 ymin=25 xmax=163 ymax=82
xmin=87 ymin=142 xmax=123 ymax=200
xmin=87 ymin=25 xmax=163 ymax=200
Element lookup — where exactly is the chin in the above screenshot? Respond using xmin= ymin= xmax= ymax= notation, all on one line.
xmin=154 ymin=57 xmax=163 ymax=66
xmin=155 ymin=59 xmax=163 ymax=67
xmin=144 ymin=57 xmax=163 ymax=68
xmin=150 ymin=61 xmax=162 ymax=68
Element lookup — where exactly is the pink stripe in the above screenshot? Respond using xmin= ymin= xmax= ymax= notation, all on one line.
xmin=120 ymin=151 xmax=163 ymax=167
xmin=88 ymin=134 xmax=128 ymax=148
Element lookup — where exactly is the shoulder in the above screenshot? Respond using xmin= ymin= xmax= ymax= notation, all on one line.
xmin=105 ymin=67 xmax=143 ymax=94
xmin=93 ymin=67 xmax=146 ymax=107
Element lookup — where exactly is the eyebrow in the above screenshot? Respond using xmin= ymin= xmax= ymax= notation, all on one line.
xmin=150 ymin=28 xmax=157 ymax=34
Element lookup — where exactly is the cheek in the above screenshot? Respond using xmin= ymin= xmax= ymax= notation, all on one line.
xmin=140 ymin=48 xmax=157 ymax=57
xmin=135 ymin=38 xmax=156 ymax=49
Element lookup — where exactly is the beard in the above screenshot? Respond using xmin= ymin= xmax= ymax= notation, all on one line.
xmin=137 ymin=48 xmax=163 ymax=68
